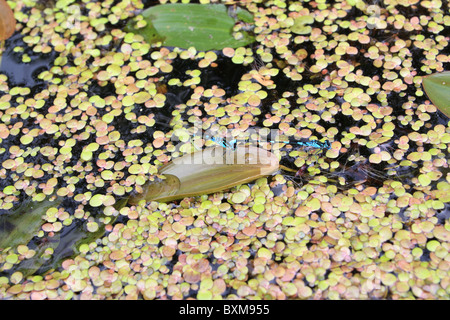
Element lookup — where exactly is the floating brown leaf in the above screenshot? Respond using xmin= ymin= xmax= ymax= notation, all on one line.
xmin=128 ymin=146 xmax=280 ymax=204
xmin=0 ymin=0 xmax=16 ymax=41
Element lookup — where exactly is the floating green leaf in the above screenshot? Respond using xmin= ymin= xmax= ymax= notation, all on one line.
xmin=126 ymin=3 xmax=255 ymax=51
xmin=422 ymin=71 xmax=450 ymax=118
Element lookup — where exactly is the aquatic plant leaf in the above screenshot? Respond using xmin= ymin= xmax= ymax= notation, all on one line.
xmin=422 ymin=71 xmax=450 ymax=118
xmin=11 ymin=234 xmax=60 ymax=277
xmin=128 ymin=145 xmax=279 ymax=204
xmin=0 ymin=0 xmax=16 ymax=41
xmin=0 ymin=197 xmax=62 ymax=250
xmin=30 ymin=197 xmax=129 ymax=275
xmin=1 ymin=197 xmax=128 ymax=277
xmin=235 ymin=7 xmax=254 ymax=23
xmin=126 ymin=3 xmax=255 ymax=51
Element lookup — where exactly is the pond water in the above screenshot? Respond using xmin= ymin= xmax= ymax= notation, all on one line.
xmin=0 ymin=0 xmax=449 ymax=300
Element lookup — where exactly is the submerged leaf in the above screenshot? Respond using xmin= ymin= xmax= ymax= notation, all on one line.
xmin=128 ymin=145 xmax=279 ymax=204
xmin=9 ymin=197 xmax=129 ymax=276
xmin=422 ymin=71 xmax=450 ymax=118
xmin=0 ymin=197 xmax=62 ymax=250
xmin=12 ymin=233 xmax=60 ymax=277
xmin=0 ymin=0 xmax=16 ymax=41
xmin=126 ymin=3 xmax=255 ymax=51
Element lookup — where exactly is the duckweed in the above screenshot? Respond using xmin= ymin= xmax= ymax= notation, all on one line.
xmin=0 ymin=0 xmax=449 ymax=301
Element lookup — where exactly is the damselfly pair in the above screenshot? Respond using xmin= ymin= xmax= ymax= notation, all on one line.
xmin=197 ymin=134 xmax=331 ymax=166
xmin=201 ymin=134 xmax=331 ymax=187
xmin=203 ymin=134 xmax=331 ymax=152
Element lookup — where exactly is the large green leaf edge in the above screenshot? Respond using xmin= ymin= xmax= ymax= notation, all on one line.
xmin=422 ymin=71 xmax=450 ymax=118
xmin=126 ymin=3 xmax=255 ymax=51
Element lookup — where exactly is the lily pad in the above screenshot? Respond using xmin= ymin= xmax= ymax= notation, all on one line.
xmin=126 ymin=3 xmax=255 ymax=51
xmin=422 ymin=71 xmax=450 ymax=118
